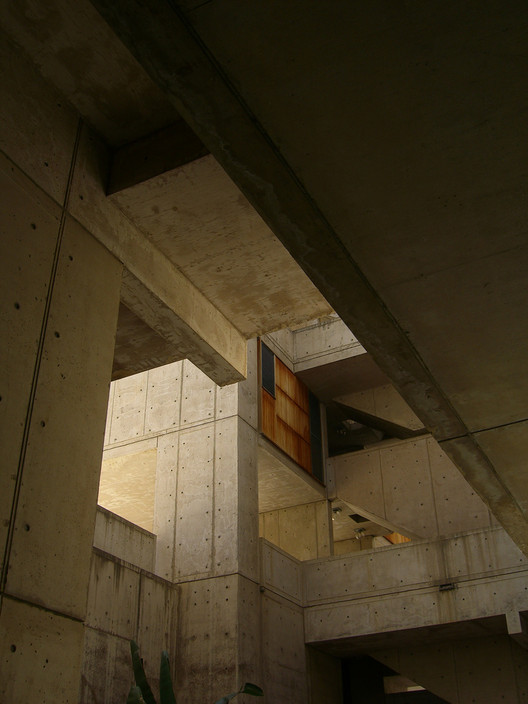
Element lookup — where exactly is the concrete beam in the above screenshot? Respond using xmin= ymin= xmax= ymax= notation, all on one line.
xmin=113 ymin=302 xmax=185 ymax=380
xmin=107 ymin=119 xmax=209 ymax=194
xmin=69 ymin=124 xmax=246 ymax=386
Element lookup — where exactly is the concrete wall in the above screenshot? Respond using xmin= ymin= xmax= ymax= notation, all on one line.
xmin=333 ymin=536 xmax=375 ymax=555
xmin=293 ymin=315 xmax=364 ymax=372
xmin=259 ymin=500 xmax=331 ymax=561
xmin=331 ymin=435 xmax=496 ymax=539
xmin=101 ymin=347 xmax=259 ymax=584
xmin=99 ymin=443 xmax=157 ymax=532
xmin=263 ymin=315 xmax=365 ymax=373
xmin=81 ymin=550 xmax=176 ymax=704
xmin=260 ymin=540 xmax=308 ymax=703
xmin=93 ymin=507 xmax=155 ymax=573
xmin=0 ymin=32 xmax=122 ymax=703
xmin=93 ymin=345 xmax=263 ymax=702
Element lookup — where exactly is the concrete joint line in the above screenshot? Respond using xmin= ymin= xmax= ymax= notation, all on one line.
xmin=0 ymin=117 xmax=84 ymax=595
xmin=0 ymin=591 xmax=84 ymax=625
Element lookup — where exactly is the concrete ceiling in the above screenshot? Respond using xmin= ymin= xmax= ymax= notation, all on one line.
xmin=79 ymin=0 xmax=528 ymax=554
xmin=298 ymin=355 xmax=390 ymax=404
xmin=110 ymin=154 xmax=331 ymax=338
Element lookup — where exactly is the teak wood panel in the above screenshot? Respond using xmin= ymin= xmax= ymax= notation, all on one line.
xmin=261 ymin=354 xmax=312 ymax=473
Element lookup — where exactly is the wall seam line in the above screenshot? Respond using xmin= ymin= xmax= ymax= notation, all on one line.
xmin=0 ymin=117 xmax=83 ymax=596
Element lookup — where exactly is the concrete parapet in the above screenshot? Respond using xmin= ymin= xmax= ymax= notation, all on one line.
xmin=93 ymin=506 xmax=156 ymax=572
xmin=261 ymin=539 xmax=304 ymax=605
xmin=303 ymin=527 xmax=528 ymax=645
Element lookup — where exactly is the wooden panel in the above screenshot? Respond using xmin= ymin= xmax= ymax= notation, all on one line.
xmin=384 ymin=532 xmax=411 ymax=545
xmin=275 ymin=388 xmax=310 ymax=442
xmin=276 ymin=358 xmax=309 ymax=409
xmin=261 ymin=345 xmax=314 ymax=474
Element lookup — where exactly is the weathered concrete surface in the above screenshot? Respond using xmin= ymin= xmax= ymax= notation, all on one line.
xmin=258 ymin=439 xmax=325 ymax=514
xmin=111 ymin=154 xmax=332 ymax=338
xmin=2 ymin=215 xmax=121 ymax=617
xmin=0 ymin=596 xmax=85 ymax=704
xmin=112 ymin=302 xmax=186 ymax=380
xmin=292 ymin=316 xmax=364 ymax=373
xmin=304 ymin=527 xmax=528 ymax=644
xmin=261 ymin=590 xmax=308 ymax=703
xmin=101 ymin=354 xmax=260 ymax=582
xmin=82 ymin=554 xmax=177 ymax=704
xmin=93 ymin=507 xmax=155 ymax=572
xmin=99 ymin=446 xmax=157 ymax=532
xmin=82 ymin=549 xmax=262 ymax=704
xmin=260 ymin=539 xmax=304 ymax=606
xmin=331 ymin=435 xmax=494 ymax=540
xmin=0 ymin=102 xmax=122 ymax=703
xmin=0 ymin=0 xmax=178 ymax=147
xmin=260 ymin=501 xmax=331 ymax=562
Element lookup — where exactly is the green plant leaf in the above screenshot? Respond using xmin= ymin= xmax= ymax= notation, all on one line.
xmin=214 ymin=683 xmax=264 ymax=703
xmin=160 ymin=650 xmax=177 ymax=704
xmin=127 ymin=685 xmax=146 ymax=704
xmin=130 ymin=641 xmax=157 ymax=704
xmin=240 ymin=683 xmax=264 ymax=697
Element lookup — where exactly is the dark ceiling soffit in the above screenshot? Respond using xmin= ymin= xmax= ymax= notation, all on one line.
xmin=107 ymin=118 xmax=209 ymax=194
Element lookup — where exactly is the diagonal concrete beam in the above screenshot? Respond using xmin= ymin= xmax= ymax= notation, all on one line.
xmin=107 ymin=118 xmax=209 ymax=194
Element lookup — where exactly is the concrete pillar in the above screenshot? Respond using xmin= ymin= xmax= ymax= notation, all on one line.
xmin=142 ymin=342 xmax=260 ymax=701
xmin=0 ymin=148 xmax=122 ymax=700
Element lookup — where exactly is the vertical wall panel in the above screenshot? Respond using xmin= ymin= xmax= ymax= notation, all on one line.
xmin=0 ymin=161 xmax=61 ymax=566
xmin=174 ymin=426 xmax=214 ymax=577
xmin=180 ymin=359 xmax=215 ymax=425
xmin=110 ymin=372 xmax=148 ymax=443
xmin=145 ymin=361 xmax=182 ymax=433
xmin=5 ymin=217 xmax=122 ymax=617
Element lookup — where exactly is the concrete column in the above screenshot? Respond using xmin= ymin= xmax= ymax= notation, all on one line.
xmin=140 ymin=343 xmax=261 ymax=701
xmin=0 ymin=149 xmax=122 ymax=700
